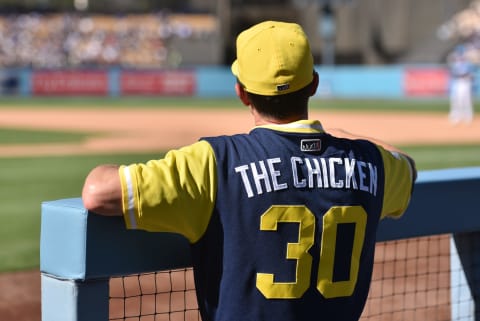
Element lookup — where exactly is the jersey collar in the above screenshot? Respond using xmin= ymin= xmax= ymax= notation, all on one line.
xmin=254 ymin=119 xmax=324 ymax=134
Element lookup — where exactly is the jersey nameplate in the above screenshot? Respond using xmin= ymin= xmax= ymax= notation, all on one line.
xmin=234 ymin=156 xmax=378 ymax=198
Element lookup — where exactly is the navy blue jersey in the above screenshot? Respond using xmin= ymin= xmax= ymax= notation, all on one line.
xmin=193 ymin=125 xmax=388 ymax=321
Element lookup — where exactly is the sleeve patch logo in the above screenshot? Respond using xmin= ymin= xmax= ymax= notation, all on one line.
xmin=301 ymin=139 xmax=322 ymax=152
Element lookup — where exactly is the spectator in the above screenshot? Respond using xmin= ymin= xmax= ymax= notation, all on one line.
xmin=0 ymin=12 xmax=216 ymax=68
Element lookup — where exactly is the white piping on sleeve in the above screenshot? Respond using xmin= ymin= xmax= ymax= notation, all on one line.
xmin=123 ymin=166 xmax=137 ymax=229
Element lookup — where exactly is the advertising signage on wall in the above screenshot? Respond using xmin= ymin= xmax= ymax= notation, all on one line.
xmin=23 ymin=66 xmax=452 ymax=98
xmin=403 ymin=67 xmax=449 ymax=97
xmin=30 ymin=69 xmax=196 ymax=96
xmin=32 ymin=71 xmax=109 ymax=95
xmin=120 ymin=70 xmax=196 ymax=96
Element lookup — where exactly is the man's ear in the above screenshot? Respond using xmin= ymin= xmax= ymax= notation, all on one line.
xmin=235 ymin=83 xmax=250 ymax=106
xmin=310 ymin=71 xmax=319 ymax=97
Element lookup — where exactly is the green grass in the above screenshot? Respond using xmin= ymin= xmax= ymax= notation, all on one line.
xmin=0 ymin=96 xmax=478 ymax=113
xmin=0 ymin=96 xmax=246 ymax=109
xmin=403 ymin=144 xmax=480 ymax=170
xmin=0 ymin=152 xmax=163 ymax=272
xmin=0 ymin=144 xmax=479 ymax=272
xmin=310 ymin=98 xmax=455 ymax=113
xmin=0 ymin=128 xmax=91 ymax=144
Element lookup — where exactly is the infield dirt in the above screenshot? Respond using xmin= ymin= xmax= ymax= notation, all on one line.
xmin=0 ymin=108 xmax=479 ymax=157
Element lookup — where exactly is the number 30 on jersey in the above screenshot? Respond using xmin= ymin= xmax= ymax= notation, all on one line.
xmin=256 ymin=205 xmax=367 ymax=299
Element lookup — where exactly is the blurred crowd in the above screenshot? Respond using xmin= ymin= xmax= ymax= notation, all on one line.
xmin=437 ymin=0 xmax=480 ymax=64
xmin=0 ymin=13 xmax=217 ymax=68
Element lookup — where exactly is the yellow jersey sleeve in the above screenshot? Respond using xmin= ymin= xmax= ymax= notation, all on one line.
xmin=377 ymin=146 xmax=415 ymax=219
xmin=118 ymin=140 xmax=217 ymax=243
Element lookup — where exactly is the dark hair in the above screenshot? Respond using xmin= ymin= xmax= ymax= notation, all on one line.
xmin=240 ymin=77 xmax=315 ymax=121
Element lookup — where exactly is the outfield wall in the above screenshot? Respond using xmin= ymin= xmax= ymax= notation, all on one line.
xmin=0 ymin=65 xmax=464 ymax=99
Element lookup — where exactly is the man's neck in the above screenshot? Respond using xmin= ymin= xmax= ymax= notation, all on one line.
xmin=251 ymin=107 xmax=308 ymax=126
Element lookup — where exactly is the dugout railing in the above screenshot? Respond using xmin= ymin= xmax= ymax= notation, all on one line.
xmin=40 ymin=167 xmax=480 ymax=321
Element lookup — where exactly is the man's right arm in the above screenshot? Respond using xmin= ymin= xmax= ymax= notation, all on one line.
xmin=82 ymin=164 xmax=123 ymax=216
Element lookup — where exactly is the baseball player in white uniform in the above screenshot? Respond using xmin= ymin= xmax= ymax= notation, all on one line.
xmin=448 ymin=44 xmax=475 ymax=125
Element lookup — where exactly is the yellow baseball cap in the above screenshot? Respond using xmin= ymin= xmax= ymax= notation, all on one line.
xmin=231 ymin=20 xmax=314 ymax=96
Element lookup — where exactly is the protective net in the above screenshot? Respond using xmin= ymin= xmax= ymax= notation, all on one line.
xmin=110 ymin=268 xmax=200 ymax=321
xmin=109 ymin=234 xmax=475 ymax=321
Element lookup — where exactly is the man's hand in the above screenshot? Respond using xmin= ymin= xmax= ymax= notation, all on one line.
xmin=82 ymin=164 xmax=123 ymax=216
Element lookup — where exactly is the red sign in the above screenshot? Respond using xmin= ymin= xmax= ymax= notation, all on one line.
xmin=32 ymin=71 xmax=109 ymax=95
xmin=121 ymin=71 xmax=195 ymax=96
xmin=403 ymin=68 xmax=448 ymax=97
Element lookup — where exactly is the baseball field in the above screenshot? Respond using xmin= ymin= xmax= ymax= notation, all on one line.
xmin=0 ymin=97 xmax=479 ymax=321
